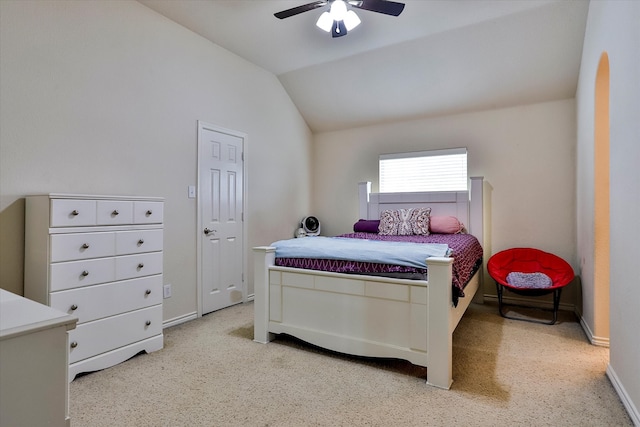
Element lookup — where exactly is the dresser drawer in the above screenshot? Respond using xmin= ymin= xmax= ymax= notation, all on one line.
xmin=115 ymin=229 xmax=163 ymax=255
xmin=50 ymin=258 xmax=115 ymax=291
xmin=115 ymin=252 xmax=163 ymax=281
xmin=50 ymin=275 xmax=163 ymax=324
xmin=134 ymin=201 xmax=163 ymax=224
xmin=97 ymin=200 xmax=133 ymax=225
xmin=50 ymin=232 xmax=116 ymax=262
xmin=50 ymin=199 xmax=96 ymax=227
xmin=68 ymin=305 xmax=162 ymax=364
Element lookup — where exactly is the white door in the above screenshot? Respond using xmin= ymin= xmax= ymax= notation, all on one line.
xmin=198 ymin=122 xmax=245 ymax=315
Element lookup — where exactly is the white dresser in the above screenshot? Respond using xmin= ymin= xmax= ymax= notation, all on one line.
xmin=24 ymin=194 xmax=164 ymax=381
xmin=0 ymin=289 xmax=77 ymax=427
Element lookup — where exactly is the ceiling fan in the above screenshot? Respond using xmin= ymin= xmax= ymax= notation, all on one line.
xmin=274 ymin=0 xmax=405 ymax=38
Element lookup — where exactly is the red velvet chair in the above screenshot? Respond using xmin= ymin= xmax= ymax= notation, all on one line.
xmin=487 ymin=248 xmax=574 ymax=325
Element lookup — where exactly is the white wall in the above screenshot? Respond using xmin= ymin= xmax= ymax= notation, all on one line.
xmin=0 ymin=0 xmax=313 ymax=321
xmin=312 ymin=99 xmax=577 ymax=303
xmin=576 ymin=1 xmax=640 ymax=423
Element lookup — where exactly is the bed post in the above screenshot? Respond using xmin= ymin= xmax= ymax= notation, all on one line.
xmin=358 ymin=181 xmax=371 ymax=219
xmin=253 ymin=246 xmax=276 ymax=344
xmin=469 ymin=176 xmax=484 ymax=304
xmin=469 ymin=176 xmax=484 ymax=245
xmin=425 ymin=257 xmax=454 ymax=389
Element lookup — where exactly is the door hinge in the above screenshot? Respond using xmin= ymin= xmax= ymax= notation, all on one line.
xmin=241 ymin=152 xmax=244 ymax=161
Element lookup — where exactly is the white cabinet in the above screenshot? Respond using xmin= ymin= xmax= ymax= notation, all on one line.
xmin=0 ymin=289 xmax=77 ymax=427
xmin=24 ymin=194 xmax=164 ymax=381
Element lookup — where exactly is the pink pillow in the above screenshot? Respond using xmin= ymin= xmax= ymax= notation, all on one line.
xmin=429 ymin=216 xmax=464 ymax=234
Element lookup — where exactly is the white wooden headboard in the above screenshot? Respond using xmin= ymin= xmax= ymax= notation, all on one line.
xmin=358 ymin=176 xmax=484 ymax=243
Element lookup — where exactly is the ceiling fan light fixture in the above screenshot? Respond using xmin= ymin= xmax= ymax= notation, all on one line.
xmin=317 ymin=1 xmax=360 ymax=35
xmin=329 ymin=0 xmax=348 ymax=21
xmin=343 ymin=10 xmax=361 ymax=31
xmin=316 ymin=11 xmax=333 ymax=32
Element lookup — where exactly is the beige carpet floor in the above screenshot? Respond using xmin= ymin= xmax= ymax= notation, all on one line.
xmin=69 ymin=302 xmax=633 ymax=426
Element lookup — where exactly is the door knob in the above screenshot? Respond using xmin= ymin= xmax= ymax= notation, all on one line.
xmin=204 ymin=228 xmax=217 ymax=235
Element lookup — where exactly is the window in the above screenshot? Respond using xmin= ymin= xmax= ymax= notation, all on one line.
xmin=379 ymin=148 xmax=467 ymax=193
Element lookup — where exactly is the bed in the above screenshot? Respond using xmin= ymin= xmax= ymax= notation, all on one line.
xmin=253 ymin=177 xmax=484 ymax=389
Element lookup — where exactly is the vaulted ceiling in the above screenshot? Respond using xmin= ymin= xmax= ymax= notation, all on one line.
xmin=139 ymin=0 xmax=589 ymax=133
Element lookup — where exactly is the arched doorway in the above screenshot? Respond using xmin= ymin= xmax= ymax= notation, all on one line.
xmin=593 ymin=52 xmax=610 ymax=343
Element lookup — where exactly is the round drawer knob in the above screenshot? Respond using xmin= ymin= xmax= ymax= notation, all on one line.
xmin=138 ymin=263 xmax=144 ymax=269
xmin=145 ymin=289 xmax=151 ymax=295
xmin=138 ymin=239 xmax=144 ymax=245
xmin=81 ymin=270 xmax=89 ymax=277
xmin=145 ymin=320 xmax=151 ymax=326
xmin=112 ymin=210 xmax=119 ymax=216
xmin=146 ymin=210 xmax=153 ymax=216
xmin=81 ymin=243 xmax=90 ymax=249
xmin=70 ymin=304 xmax=78 ymax=311
xmin=71 ymin=210 xmax=79 ymax=216
xmin=70 ymin=341 xmax=78 ymax=349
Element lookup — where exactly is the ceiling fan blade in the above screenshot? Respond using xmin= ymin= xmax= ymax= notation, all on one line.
xmin=274 ymin=1 xmax=328 ymax=19
xmin=351 ymin=0 xmax=405 ymax=16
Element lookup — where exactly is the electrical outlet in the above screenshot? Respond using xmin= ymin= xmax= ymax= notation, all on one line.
xmin=163 ymin=284 xmax=172 ymax=299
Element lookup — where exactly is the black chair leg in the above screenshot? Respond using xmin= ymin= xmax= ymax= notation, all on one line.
xmin=495 ymin=283 xmax=561 ymax=325
xmin=551 ymin=288 xmax=563 ymax=325
xmin=496 ymin=282 xmax=507 ymax=319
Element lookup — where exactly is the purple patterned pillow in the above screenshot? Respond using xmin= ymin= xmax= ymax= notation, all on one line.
xmin=378 ymin=210 xmax=400 ymax=235
xmin=378 ymin=208 xmax=431 ymax=235
xmin=411 ymin=208 xmax=431 ymax=235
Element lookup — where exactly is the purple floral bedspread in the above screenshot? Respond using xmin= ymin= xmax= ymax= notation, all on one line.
xmin=275 ymin=232 xmax=483 ymax=305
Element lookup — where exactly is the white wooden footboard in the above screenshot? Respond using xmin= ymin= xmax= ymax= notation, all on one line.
xmin=253 ymin=177 xmax=484 ymax=389
xmin=253 ymin=247 xmax=478 ymax=389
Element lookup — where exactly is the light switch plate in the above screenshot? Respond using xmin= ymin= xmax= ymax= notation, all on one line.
xmin=188 ymin=185 xmax=196 ymax=199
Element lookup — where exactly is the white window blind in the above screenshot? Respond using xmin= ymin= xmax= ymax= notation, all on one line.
xmin=379 ymin=148 xmax=467 ymax=193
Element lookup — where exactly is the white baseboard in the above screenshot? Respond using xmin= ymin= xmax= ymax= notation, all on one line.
xmin=163 ymin=299 xmax=254 ymax=330
xmin=606 ymin=364 xmax=640 ymax=426
xmin=579 ymin=315 xmax=610 ymax=347
xmin=163 ymin=311 xmax=198 ymax=329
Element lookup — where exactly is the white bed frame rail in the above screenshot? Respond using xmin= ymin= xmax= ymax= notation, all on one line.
xmin=254 ymin=177 xmax=484 ymax=389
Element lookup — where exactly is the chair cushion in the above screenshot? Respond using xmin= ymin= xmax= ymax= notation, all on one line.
xmin=506 ymin=272 xmax=552 ymax=289
xmin=488 ymin=248 xmax=574 ymax=290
